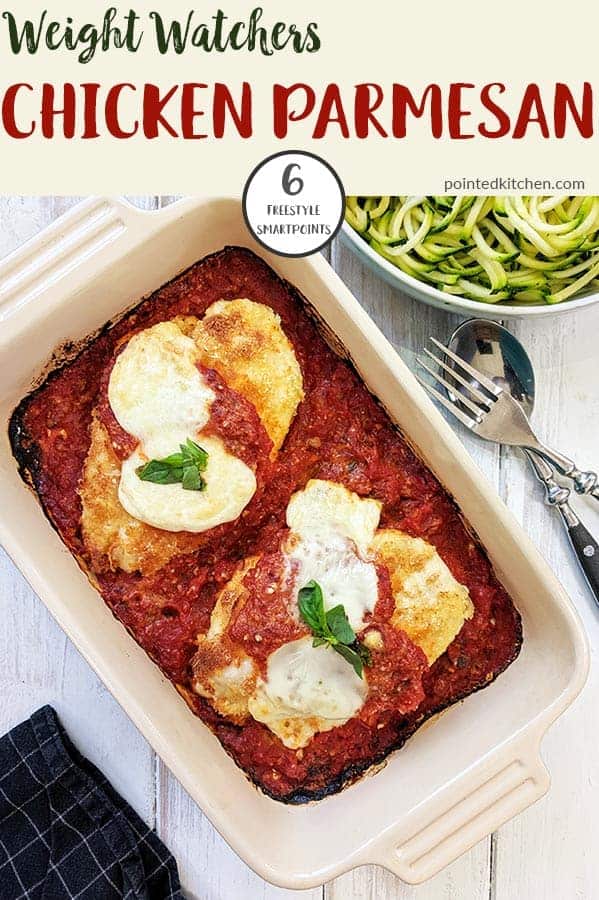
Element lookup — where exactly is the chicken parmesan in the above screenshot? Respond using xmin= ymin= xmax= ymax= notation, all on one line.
xmin=10 ymin=247 xmax=522 ymax=802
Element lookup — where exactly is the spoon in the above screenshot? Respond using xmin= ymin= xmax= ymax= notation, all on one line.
xmin=446 ymin=318 xmax=599 ymax=604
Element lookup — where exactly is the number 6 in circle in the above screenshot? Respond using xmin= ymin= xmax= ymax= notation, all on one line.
xmin=282 ymin=164 xmax=304 ymax=196
xmin=243 ymin=150 xmax=345 ymax=257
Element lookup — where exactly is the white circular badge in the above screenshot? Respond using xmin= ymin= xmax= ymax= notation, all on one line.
xmin=243 ymin=151 xmax=345 ymax=257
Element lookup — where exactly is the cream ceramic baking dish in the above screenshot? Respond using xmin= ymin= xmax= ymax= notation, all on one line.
xmin=0 ymin=197 xmax=589 ymax=888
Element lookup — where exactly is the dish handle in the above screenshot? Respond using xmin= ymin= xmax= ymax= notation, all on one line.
xmin=370 ymin=740 xmax=549 ymax=884
xmin=0 ymin=197 xmax=188 ymax=324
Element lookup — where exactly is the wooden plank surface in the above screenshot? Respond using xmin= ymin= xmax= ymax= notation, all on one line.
xmin=0 ymin=196 xmax=597 ymax=900
xmin=493 ymin=311 xmax=599 ymax=900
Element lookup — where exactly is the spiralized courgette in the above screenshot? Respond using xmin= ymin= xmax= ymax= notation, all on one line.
xmin=345 ymin=196 xmax=599 ymax=305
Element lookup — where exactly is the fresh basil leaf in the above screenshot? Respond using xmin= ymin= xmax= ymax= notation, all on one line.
xmin=136 ymin=460 xmax=169 ymax=479
xmin=357 ymin=642 xmax=372 ymax=667
xmin=181 ymin=465 xmax=204 ymax=491
xmin=298 ymin=580 xmax=327 ymax=634
xmin=136 ymin=440 xmax=209 ymax=490
xmin=136 ymin=461 xmax=184 ymax=484
xmin=325 ymin=605 xmax=356 ymax=645
xmin=159 ymin=451 xmax=186 ymax=467
xmin=298 ymin=580 xmax=370 ymax=679
xmin=183 ymin=438 xmax=209 ymax=470
xmin=333 ymin=643 xmax=364 ymax=678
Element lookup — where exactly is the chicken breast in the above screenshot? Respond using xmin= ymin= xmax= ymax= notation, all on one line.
xmin=193 ymin=299 xmax=304 ymax=454
xmin=190 ymin=558 xmax=259 ymax=723
xmin=370 ymin=529 xmax=474 ymax=664
xmin=190 ymin=484 xmax=472 ymax=749
xmin=80 ymin=303 xmax=302 ymax=573
xmin=80 ymin=415 xmax=208 ymax=575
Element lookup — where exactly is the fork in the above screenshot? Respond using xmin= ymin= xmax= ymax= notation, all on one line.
xmin=417 ymin=338 xmax=599 ymax=604
xmin=417 ymin=338 xmax=599 ymax=500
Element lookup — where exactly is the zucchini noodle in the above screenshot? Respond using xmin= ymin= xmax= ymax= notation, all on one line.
xmin=345 ymin=196 xmax=599 ymax=305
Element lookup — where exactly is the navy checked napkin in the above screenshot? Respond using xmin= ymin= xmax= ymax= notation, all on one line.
xmin=0 ymin=706 xmax=182 ymax=900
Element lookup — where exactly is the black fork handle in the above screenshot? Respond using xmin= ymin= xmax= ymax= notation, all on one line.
xmin=566 ymin=520 xmax=599 ymax=606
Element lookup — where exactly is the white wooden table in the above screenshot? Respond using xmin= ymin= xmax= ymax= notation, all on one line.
xmin=1 ymin=196 xmax=598 ymax=900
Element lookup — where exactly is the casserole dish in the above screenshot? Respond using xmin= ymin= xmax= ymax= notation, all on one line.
xmin=341 ymin=219 xmax=599 ymax=320
xmin=8 ymin=242 xmax=522 ymax=803
xmin=0 ymin=197 xmax=589 ymax=887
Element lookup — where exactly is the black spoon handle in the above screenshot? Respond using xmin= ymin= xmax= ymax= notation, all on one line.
xmin=566 ymin=520 xmax=599 ymax=605
xmin=527 ymin=449 xmax=599 ymax=606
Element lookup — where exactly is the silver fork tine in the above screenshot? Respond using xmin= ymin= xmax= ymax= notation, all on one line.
xmin=430 ymin=337 xmax=502 ymax=397
xmin=417 ymin=358 xmax=486 ymax=419
xmin=415 ymin=375 xmax=480 ymax=430
xmin=422 ymin=348 xmax=493 ymax=408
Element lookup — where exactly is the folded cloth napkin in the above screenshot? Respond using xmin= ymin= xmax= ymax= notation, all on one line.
xmin=0 ymin=706 xmax=182 ymax=900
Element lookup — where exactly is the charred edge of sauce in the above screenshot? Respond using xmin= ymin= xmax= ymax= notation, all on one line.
xmin=8 ymin=314 xmax=125 ymax=507
xmin=12 ymin=320 xmax=122 ymax=413
xmin=9 ymin=414 xmax=85 ymax=589
xmin=248 ymin=615 xmax=524 ymax=804
xmin=8 ymin=400 xmax=73 ymax=545
xmin=8 ymin=406 xmax=97 ymax=589
xmin=8 ymin=410 xmax=39 ymax=490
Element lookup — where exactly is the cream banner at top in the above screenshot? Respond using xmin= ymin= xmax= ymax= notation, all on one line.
xmin=0 ymin=0 xmax=598 ymax=194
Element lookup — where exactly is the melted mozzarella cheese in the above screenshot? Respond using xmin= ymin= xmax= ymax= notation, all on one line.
xmin=248 ymin=480 xmax=381 ymax=747
xmin=285 ymin=479 xmax=382 ymax=629
xmin=287 ymin=535 xmax=379 ymax=631
xmin=119 ymin=435 xmax=257 ymax=533
xmin=108 ymin=321 xmax=256 ymax=533
xmin=109 ymin=321 xmax=214 ymax=457
xmin=248 ymin=636 xmax=367 ymax=749
xmin=287 ymin=478 xmax=381 ymax=556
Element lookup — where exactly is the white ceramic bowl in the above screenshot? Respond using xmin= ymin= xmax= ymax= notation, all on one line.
xmin=0 ymin=198 xmax=589 ymax=888
xmin=341 ymin=221 xmax=599 ymax=319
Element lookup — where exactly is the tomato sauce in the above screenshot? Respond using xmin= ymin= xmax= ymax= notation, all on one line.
xmin=10 ymin=247 xmax=522 ymax=802
xmin=228 ymin=551 xmax=305 ymax=666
